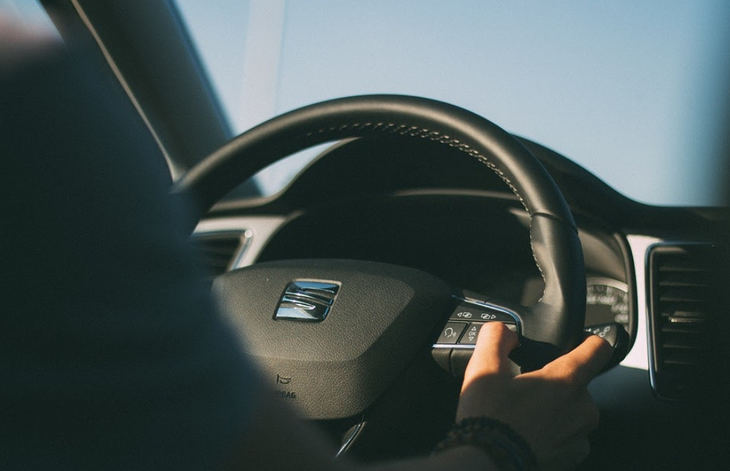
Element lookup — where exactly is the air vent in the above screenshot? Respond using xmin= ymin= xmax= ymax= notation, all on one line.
xmin=190 ymin=231 xmax=249 ymax=280
xmin=649 ymin=244 xmax=718 ymax=400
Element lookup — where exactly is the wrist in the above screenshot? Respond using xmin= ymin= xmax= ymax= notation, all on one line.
xmin=434 ymin=417 xmax=538 ymax=471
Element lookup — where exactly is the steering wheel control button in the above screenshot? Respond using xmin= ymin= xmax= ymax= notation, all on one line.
xmin=436 ymin=322 xmax=467 ymax=344
xmin=449 ymin=303 xmax=515 ymax=323
xmin=583 ymin=322 xmax=627 ymax=348
xmin=451 ymin=307 xmax=476 ymax=320
xmin=455 ymin=321 xmax=516 ymax=345
xmin=274 ymin=280 xmax=340 ymax=322
xmin=458 ymin=323 xmax=484 ymax=345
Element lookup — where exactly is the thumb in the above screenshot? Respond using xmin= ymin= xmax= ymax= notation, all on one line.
xmin=543 ymin=334 xmax=613 ymax=388
xmin=463 ymin=322 xmax=520 ymax=389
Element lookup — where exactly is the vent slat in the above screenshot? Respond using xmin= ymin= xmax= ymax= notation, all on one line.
xmin=662 ymin=349 xmax=704 ymax=365
xmin=198 ymin=258 xmax=234 ymax=268
xmin=663 ymin=342 xmax=705 ymax=350
xmin=657 ymin=257 xmax=709 ymax=271
xmin=660 ymin=326 xmax=707 ymax=337
xmin=197 ymin=250 xmax=237 ymax=260
xmin=658 ymin=286 xmax=711 ymax=302
xmin=199 ymin=246 xmax=240 ymax=256
xmin=665 ymin=309 xmax=707 ymax=318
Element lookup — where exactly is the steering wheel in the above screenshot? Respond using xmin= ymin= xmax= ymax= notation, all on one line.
xmin=173 ymin=95 xmax=586 ymax=421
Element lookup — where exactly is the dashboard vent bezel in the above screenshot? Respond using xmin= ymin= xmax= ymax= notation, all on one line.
xmin=648 ymin=243 xmax=717 ymax=400
xmin=190 ymin=230 xmax=251 ymax=279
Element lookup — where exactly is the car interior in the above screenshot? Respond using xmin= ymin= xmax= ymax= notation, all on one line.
xmin=13 ymin=1 xmax=730 ymax=469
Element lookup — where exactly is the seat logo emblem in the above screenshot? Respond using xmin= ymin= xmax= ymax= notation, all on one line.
xmin=274 ymin=280 xmax=340 ymax=322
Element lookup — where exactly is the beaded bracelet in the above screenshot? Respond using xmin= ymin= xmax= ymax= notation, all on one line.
xmin=433 ymin=417 xmax=539 ymax=471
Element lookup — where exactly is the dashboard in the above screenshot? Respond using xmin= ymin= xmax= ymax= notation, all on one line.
xmin=192 ymin=135 xmax=727 ymax=468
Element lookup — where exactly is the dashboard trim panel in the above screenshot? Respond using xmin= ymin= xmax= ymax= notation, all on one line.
xmin=194 ymin=216 xmax=717 ymax=394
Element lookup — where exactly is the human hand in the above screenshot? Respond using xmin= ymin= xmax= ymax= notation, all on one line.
xmin=456 ymin=322 xmax=612 ymax=470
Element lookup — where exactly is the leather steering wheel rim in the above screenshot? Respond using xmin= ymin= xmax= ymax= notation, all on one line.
xmin=174 ymin=94 xmax=586 ymax=354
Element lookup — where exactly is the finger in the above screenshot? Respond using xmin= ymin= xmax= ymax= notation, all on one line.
xmin=545 ymin=335 xmax=613 ymax=388
xmin=465 ymin=322 xmax=519 ymax=378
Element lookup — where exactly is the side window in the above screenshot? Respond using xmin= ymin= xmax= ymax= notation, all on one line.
xmin=0 ymin=1 xmax=58 ymax=37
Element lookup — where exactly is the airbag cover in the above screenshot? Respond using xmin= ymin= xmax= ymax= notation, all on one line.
xmin=212 ymin=259 xmax=452 ymax=419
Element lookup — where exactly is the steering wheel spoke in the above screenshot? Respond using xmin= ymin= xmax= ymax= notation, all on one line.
xmin=432 ymin=293 xmax=527 ymax=377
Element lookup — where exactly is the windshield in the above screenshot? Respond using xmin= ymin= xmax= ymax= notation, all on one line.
xmin=183 ymin=2 xmax=729 ymax=205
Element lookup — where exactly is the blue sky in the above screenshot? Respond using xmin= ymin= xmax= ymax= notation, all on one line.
xmin=6 ymin=0 xmax=729 ymax=205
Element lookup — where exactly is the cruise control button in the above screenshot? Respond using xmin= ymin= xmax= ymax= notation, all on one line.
xmin=449 ymin=303 xmax=516 ymax=323
xmin=436 ymin=322 xmax=467 ymax=344
xmin=450 ymin=307 xmax=476 ymax=321
xmin=459 ymin=323 xmax=484 ymax=345
xmin=457 ymin=322 xmax=518 ymax=345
